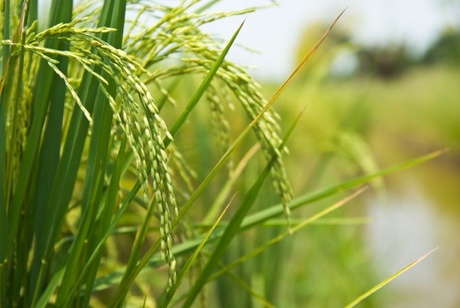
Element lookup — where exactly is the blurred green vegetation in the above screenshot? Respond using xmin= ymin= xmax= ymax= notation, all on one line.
xmin=251 ymin=56 xmax=460 ymax=306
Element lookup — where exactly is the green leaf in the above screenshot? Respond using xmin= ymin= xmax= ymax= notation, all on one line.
xmin=165 ymin=20 xmax=245 ymax=146
xmin=345 ymin=248 xmax=438 ymax=307
xmin=159 ymin=195 xmax=235 ymax=307
xmin=182 ymin=148 xmax=273 ymax=307
xmin=240 ymin=149 xmax=447 ymax=230
xmin=209 ymin=187 xmax=367 ymax=283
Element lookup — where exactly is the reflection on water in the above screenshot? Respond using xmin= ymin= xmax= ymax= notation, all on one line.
xmin=366 ymin=180 xmax=460 ymax=307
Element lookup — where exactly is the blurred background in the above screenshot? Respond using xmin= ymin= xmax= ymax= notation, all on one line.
xmin=201 ymin=1 xmax=460 ymax=307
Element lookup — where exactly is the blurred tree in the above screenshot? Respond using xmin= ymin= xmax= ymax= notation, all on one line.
xmin=423 ymin=28 xmax=460 ymax=65
xmin=294 ymin=22 xmax=412 ymax=80
xmin=355 ymin=45 xmax=411 ymax=79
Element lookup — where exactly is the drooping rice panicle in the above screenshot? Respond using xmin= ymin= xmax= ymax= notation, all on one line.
xmin=118 ymin=0 xmax=294 ymax=219
xmin=3 ymin=17 xmax=179 ymax=276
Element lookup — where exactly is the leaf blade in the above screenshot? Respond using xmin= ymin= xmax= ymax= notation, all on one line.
xmin=345 ymin=248 xmax=438 ymax=308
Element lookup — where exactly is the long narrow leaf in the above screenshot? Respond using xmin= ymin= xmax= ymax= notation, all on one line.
xmin=225 ymin=270 xmax=275 ymax=308
xmin=159 ymin=195 xmax=236 ymax=307
xmin=345 ymin=248 xmax=438 ymax=308
xmin=182 ymin=149 xmax=273 ymax=307
xmin=165 ymin=20 xmax=245 ymax=145
xmin=203 ymin=144 xmax=260 ymax=224
xmin=240 ymin=148 xmax=446 ymax=230
xmin=210 ymin=187 xmax=367 ymax=282
xmin=267 ymin=8 xmax=346 ymax=108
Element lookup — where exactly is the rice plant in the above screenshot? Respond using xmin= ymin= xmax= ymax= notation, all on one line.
xmin=0 ymin=0 xmax=442 ymax=306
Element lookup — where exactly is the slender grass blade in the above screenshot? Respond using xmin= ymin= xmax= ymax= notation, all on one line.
xmin=159 ymin=195 xmax=235 ymax=307
xmin=345 ymin=248 xmax=438 ymax=308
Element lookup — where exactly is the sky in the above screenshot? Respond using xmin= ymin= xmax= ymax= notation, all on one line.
xmin=200 ymin=0 xmax=458 ymax=79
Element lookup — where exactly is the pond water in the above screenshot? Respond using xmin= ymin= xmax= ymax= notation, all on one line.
xmin=366 ymin=170 xmax=460 ymax=307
